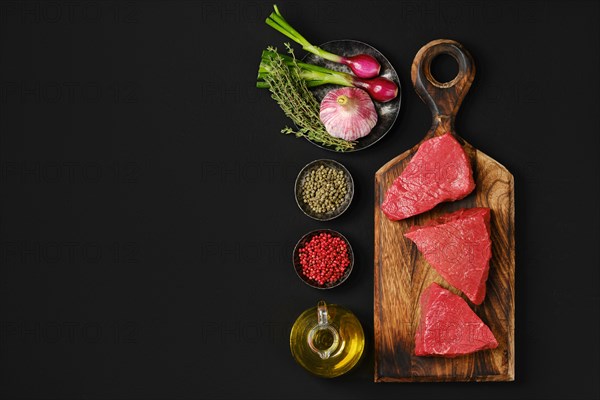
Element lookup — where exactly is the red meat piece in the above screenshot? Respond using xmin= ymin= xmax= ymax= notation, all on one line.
xmin=381 ymin=133 xmax=475 ymax=221
xmin=404 ymin=207 xmax=492 ymax=305
xmin=415 ymin=283 xmax=498 ymax=357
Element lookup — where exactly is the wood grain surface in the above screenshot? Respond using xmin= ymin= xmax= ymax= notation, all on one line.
xmin=374 ymin=39 xmax=515 ymax=382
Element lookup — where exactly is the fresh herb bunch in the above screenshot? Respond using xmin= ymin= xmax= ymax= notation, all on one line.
xmin=260 ymin=44 xmax=356 ymax=151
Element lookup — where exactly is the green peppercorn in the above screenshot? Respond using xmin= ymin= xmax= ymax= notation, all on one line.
xmin=301 ymin=165 xmax=348 ymax=214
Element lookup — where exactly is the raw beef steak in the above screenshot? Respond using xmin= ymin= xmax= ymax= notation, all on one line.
xmin=381 ymin=133 xmax=475 ymax=220
xmin=404 ymin=207 xmax=492 ymax=305
xmin=415 ymin=283 xmax=498 ymax=357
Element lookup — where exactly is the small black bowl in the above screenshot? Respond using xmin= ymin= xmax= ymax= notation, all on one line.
xmin=292 ymin=229 xmax=354 ymax=290
xmin=294 ymin=159 xmax=354 ymax=221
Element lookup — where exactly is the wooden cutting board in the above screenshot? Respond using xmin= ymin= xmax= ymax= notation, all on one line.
xmin=374 ymin=39 xmax=515 ymax=382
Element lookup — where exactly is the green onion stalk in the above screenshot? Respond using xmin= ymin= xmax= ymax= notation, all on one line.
xmin=266 ymin=5 xmax=381 ymax=79
xmin=258 ymin=49 xmax=398 ymax=103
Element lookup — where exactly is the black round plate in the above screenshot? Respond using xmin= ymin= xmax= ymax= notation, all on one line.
xmin=302 ymin=40 xmax=401 ymax=152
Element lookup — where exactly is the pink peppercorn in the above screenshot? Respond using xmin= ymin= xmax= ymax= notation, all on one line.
xmin=298 ymin=232 xmax=351 ymax=286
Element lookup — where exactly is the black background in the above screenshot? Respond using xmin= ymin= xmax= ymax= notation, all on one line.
xmin=1 ymin=1 xmax=598 ymax=399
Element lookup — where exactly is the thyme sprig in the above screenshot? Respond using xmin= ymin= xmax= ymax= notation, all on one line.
xmin=260 ymin=44 xmax=356 ymax=151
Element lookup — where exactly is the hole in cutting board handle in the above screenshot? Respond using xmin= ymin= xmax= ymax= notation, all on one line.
xmin=429 ymin=53 xmax=460 ymax=86
xmin=411 ymin=39 xmax=476 ymax=120
xmin=424 ymin=51 xmax=463 ymax=89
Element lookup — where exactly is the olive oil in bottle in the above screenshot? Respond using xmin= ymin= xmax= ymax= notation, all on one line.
xmin=290 ymin=301 xmax=365 ymax=378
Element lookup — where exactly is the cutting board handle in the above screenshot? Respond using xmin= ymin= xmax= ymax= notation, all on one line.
xmin=411 ymin=39 xmax=475 ymax=131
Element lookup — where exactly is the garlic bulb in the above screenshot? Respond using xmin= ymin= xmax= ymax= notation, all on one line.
xmin=319 ymin=87 xmax=378 ymax=141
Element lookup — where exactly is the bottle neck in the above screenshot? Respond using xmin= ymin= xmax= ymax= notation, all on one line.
xmin=307 ymin=301 xmax=341 ymax=360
